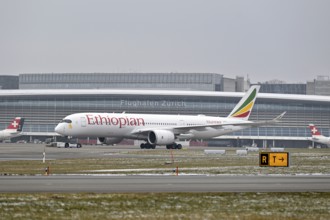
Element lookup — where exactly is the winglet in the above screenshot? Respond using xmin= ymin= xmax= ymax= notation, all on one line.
xmin=273 ymin=111 xmax=286 ymax=122
xmin=227 ymin=85 xmax=260 ymax=120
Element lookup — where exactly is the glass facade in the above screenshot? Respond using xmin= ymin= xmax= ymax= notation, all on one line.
xmin=0 ymin=75 xmax=19 ymax=89
xmin=0 ymin=90 xmax=329 ymax=140
xmin=256 ymin=84 xmax=307 ymax=95
xmin=19 ymin=73 xmax=224 ymax=91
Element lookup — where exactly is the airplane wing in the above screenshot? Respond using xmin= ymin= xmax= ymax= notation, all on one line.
xmin=244 ymin=111 xmax=286 ymax=127
xmin=132 ymin=112 xmax=286 ymax=135
xmin=175 ymin=111 xmax=286 ymax=131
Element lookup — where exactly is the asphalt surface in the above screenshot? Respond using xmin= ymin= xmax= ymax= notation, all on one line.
xmin=0 ymin=143 xmax=142 ymax=161
xmin=1 ymin=175 xmax=329 ymax=193
xmin=1 ymin=143 xmax=330 ymax=193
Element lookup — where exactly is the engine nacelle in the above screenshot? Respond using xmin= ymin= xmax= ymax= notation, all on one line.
xmin=148 ymin=130 xmax=175 ymax=145
xmin=98 ymin=137 xmax=123 ymax=145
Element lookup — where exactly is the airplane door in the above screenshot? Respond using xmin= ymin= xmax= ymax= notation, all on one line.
xmin=179 ymin=120 xmax=186 ymax=126
xmin=81 ymin=117 xmax=86 ymax=127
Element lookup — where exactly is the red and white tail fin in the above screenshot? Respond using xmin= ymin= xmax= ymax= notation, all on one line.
xmin=6 ymin=117 xmax=25 ymax=132
xmin=309 ymin=124 xmax=322 ymax=137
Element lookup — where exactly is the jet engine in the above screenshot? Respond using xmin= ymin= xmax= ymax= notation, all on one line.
xmin=148 ymin=130 xmax=175 ymax=145
xmin=98 ymin=137 xmax=123 ymax=145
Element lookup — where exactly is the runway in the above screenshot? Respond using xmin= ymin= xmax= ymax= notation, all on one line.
xmin=1 ymin=175 xmax=329 ymax=193
xmin=1 ymin=143 xmax=330 ymax=193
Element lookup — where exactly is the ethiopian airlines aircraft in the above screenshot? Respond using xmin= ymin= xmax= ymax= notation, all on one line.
xmin=0 ymin=117 xmax=25 ymax=141
xmin=308 ymin=124 xmax=330 ymax=147
xmin=55 ymin=86 xmax=286 ymax=149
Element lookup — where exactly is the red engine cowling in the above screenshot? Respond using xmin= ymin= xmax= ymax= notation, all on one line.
xmin=148 ymin=130 xmax=175 ymax=145
xmin=98 ymin=137 xmax=123 ymax=145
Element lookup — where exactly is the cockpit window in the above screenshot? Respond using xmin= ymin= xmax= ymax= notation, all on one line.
xmin=60 ymin=119 xmax=72 ymax=123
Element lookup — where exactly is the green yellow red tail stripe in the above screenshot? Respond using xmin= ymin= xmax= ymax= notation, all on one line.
xmin=227 ymin=86 xmax=259 ymax=120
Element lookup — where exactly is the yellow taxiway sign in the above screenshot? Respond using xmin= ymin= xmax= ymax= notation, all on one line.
xmin=259 ymin=152 xmax=289 ymax=167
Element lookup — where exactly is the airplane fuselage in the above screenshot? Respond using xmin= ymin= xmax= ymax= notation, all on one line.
xmin=0 ymin=130 xmax=21 ymax=141
xmin=310 ymin=136 xmax=330 ymax=146
xmin=308 ymin=124 xmax=330 ymax=147
xmin=55 ymin=112 xmax=252 ymax=140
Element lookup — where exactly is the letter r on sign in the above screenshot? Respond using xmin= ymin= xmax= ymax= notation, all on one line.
xmin=262 ymin=156 xmax=267 ymax=164
xmin=260 ymin=153 xmax=269 ymax=166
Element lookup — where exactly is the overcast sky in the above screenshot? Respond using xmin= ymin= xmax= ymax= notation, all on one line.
xmin=1 ymin=0 xmax=329 ymax=83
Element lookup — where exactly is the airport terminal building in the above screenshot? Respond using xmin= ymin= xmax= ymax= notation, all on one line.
xmin=19 ymin=73 xmax=234 ymax=91
xmin=0 ymin=89 xmax=329 ymax=148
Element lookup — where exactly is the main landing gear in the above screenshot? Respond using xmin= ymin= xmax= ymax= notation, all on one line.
xmin=140 ymin=142 xmax=183 ymax=149
xmin=140 ymin=143 xmax=156 ymax=149
xmin=166 ymin=143 xmax=182 ymax=150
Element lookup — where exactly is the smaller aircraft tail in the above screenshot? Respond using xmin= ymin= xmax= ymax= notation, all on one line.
xmin=6 ymin=117 xmax=25 ymax=132
xmin=227 ymin=85 xmax=260 ymax=121
xmin=309 ymin=124 xmax=323 ymax=137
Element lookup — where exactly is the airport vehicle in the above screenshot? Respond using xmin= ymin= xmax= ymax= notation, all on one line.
xmin=46 ymin=142 xmax=82 ymax=148
xmin=56 ymin=142 xmax=82 ymax=148
xmin=0 ymin=117 xmax=25 ymax=141
xmin=55 ymin=86 xmax=286 ymax=149
xmin=308 ymin=124 xmax=330 ymax=147
xmin=45 ymin=138 xmax=82 ymax=148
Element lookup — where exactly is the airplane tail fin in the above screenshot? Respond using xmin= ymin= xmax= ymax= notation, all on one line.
xmin=309 ymin=124 xmax=323 ymax=137
xmin=227 ymin=85 xmax=260 ymax=121
xmin=6 ymin=117 xmax=25 ymax=132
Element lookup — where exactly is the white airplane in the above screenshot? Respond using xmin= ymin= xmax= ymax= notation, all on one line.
xmin=55 ymin=86 xmax=286 ymax=149
xmin=308 ymin=124 xmax=330 ymax=147
xmin=0 ymin=117 xmax=25 ymax=141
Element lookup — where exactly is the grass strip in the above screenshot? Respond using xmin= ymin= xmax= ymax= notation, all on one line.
xmin=0 ymin=192 xmax=329 ymax=220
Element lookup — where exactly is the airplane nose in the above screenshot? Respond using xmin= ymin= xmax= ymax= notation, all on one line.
xmin=55 ymin=124 xmax=64 ymax=135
